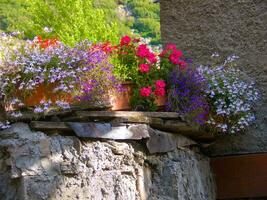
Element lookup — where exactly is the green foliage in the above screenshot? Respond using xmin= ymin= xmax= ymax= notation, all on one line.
xmin=111 ymin=57 xmax=136 ymax=81
xmin=11 ymin=0 xmax=120 ymax=45
xmin=93 ymin=0 xmax=133 ymax=37
xmin=93 ymin=0 xmax=161 ymax=45
xmin=0 ymin=0 xmax=160 ymax=45
xmin=133 ymin=18 xmax=160 ymax=38
xmin=127 ymin=0 xmax=160 ymax=44
xmin=0 ymin=0 xmax=29 ymax=32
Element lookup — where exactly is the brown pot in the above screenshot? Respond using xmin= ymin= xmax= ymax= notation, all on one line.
xmin=0 ymin=99 xmax=7 ymax=121
xmin=109 ymin=81 xmax=134 ymax=111
xmin=16 ymin=83 xmax=72 ymax=107
xmin=110 ymin=81 xmax=167 ymax=111
xmin=155 ymin=95 xmax=166 ymax=110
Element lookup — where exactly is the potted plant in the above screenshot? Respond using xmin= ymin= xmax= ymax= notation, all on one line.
xmin=166 ymin=52 xmax=260 ymax=134
xmin=107 ymin=36 xmax=171 ymax=111
xmin=0 ymin=34 xmax=121 ymax=116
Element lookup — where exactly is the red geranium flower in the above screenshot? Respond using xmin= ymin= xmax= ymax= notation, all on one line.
xmin=136 ymin=44 xmax=150 ymax=58
xmin=120 ymin=35 xmax=131 ymax=46
xmin=140 ymin=86 xmax=152 ymax=97
xmin=166 ymin=44 xmax=177 ymax=51
xmin=169 ymin=50 xmax=183 ymax=65
xmin=139 ymin=63 xmax=150 ymax=73
xmin=155 ymin=80 xmax=166 ymax=89
xmin=155 ymin=88 xmax=166 ymax=97
xmin=147 ymin=52 xmax=157 ymax=64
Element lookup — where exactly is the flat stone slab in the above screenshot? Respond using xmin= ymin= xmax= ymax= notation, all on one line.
xmin=30 ymin=118 xmax=214 ymax=142
xmin=68 ymin=122 xmax=150 ymax=140
xmin=30 ymin=121 xmax=197 ymax=153
xmin=30 ymin=121 xmax=150 ymax=140
xmin=63 ymin=111 xmax=182 ymax=122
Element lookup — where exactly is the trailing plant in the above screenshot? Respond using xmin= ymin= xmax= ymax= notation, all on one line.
xmin=198 ymin=54 xmax=260 ymax=134
xmin=167 ymin=66 xmax=209 ymax=125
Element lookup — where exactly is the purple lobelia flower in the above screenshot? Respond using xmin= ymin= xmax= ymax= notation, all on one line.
xmin=167 ymin=66 xmax=209 ymax=125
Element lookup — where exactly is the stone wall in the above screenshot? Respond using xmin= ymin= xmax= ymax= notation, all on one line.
xmin=0 ymin=123 xmax=215 ymax=200
xmin=160 ymin=0 xmax=267 ymax=155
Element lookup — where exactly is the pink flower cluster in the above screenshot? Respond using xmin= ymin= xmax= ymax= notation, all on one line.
xmin=140 ymin=86 xmax=152 ymax=97
xmin=137 ymin=44 xmax=157 ymax=64
xmin=120 ymin=35 xmax=131 ymax=46
xmin=139 ymin=63 xmax=150 ymax=73
xmin=160 ymin=44 xmax=186 ymax=69
xmin=155 ymin=80 xmax=166 ymax=97
xmin=139 ymin=80 xmax=166 ymax=98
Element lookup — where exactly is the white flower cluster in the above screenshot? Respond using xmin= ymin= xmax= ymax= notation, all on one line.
xmin=0 ymin=121 xmax=10 ymax=130
xmin=33 ymin=100 xmax=70 ymax=113
xmin=10 ymin=111 xmax=23 ymax=118
xmin=34 ymin=100 xmax=52 ymax=113
xmin=55 ymin=100 xmax=70 ymax=110
xmin=198 ymin=55 xmax=260 ymax=133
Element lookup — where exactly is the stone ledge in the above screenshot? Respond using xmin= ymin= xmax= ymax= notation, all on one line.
xmin=30 ymin=121 xmax=197 ymax=154
xmin=8 ymin=111 xmax=214 ymax=142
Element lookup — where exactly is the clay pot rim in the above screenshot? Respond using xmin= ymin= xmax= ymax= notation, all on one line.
xmin=120 ymin=81 xmax=136 ymax=86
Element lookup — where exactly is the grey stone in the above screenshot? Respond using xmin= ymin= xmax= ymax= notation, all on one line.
xmin=68 ymin=122 xmax=150 ymax=140
xmin=0 ymin=123 xmax=215 ymax=200
xmin=147 ymin=150 xmax=216 ymax=200
xmin=147 ymin=128 xmax=196 ymax=154
xmin=161 ymin=0 xmax=267 ymax=155
xmin=39 ymin=138 xmax=51 ymax=157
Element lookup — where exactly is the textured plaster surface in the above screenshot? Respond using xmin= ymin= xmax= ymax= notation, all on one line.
xmin=161 ymin=0 xmax=267 ymax=155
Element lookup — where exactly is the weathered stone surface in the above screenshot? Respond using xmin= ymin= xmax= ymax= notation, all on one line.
xmin=161 ymin=0 xmax=267 ymax=155
xmin=0 ymin=123 xmax=215 ymax=200
xmin=147 ymin=150 xmax=215 ymax=200
xmin=147 ymin=127 xmax=196 ymax=154
xmin=68 ymin=122 xmax=150 ymax=140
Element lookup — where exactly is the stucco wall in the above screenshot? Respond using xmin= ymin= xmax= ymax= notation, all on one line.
xmin=160 ymin=0 xmax=267 ymax=155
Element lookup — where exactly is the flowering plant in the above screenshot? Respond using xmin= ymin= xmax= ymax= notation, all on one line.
xmin=0 ymin=34 xmax=120 ymax=116
xmin=105 ymin=37 xmax=190 ymax=111
xmin=167 ymin=66 xmax=209 ymax=125
xmin=110 ymin=36 xmax=158 ymax=82
xmin=159 ymin=44 xmax=187 ymax=80
xmin=106 ymin=36 xmax=164 ymax=110
xmin=166 ymin=52 xmax=260 ymax=134
xmin=198 ymin=55 xmax=260 ymax=134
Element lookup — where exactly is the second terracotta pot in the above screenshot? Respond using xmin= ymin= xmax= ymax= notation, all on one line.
xmin=110 ymin=82 xmax=167 ymax=111
xmin=109 ymin=81 xmax=134 ymax=111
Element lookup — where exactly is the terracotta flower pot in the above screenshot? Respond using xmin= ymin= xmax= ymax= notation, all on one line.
xmin=109 ymin=81 xmax=134 ymax=111
xmin=110 ymin=81 xmax=167 ymax=111
xmin=155 ymin=95 xmax=166 ymax=110
xmin=16 ymin=83 xmax=72 ymax=107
